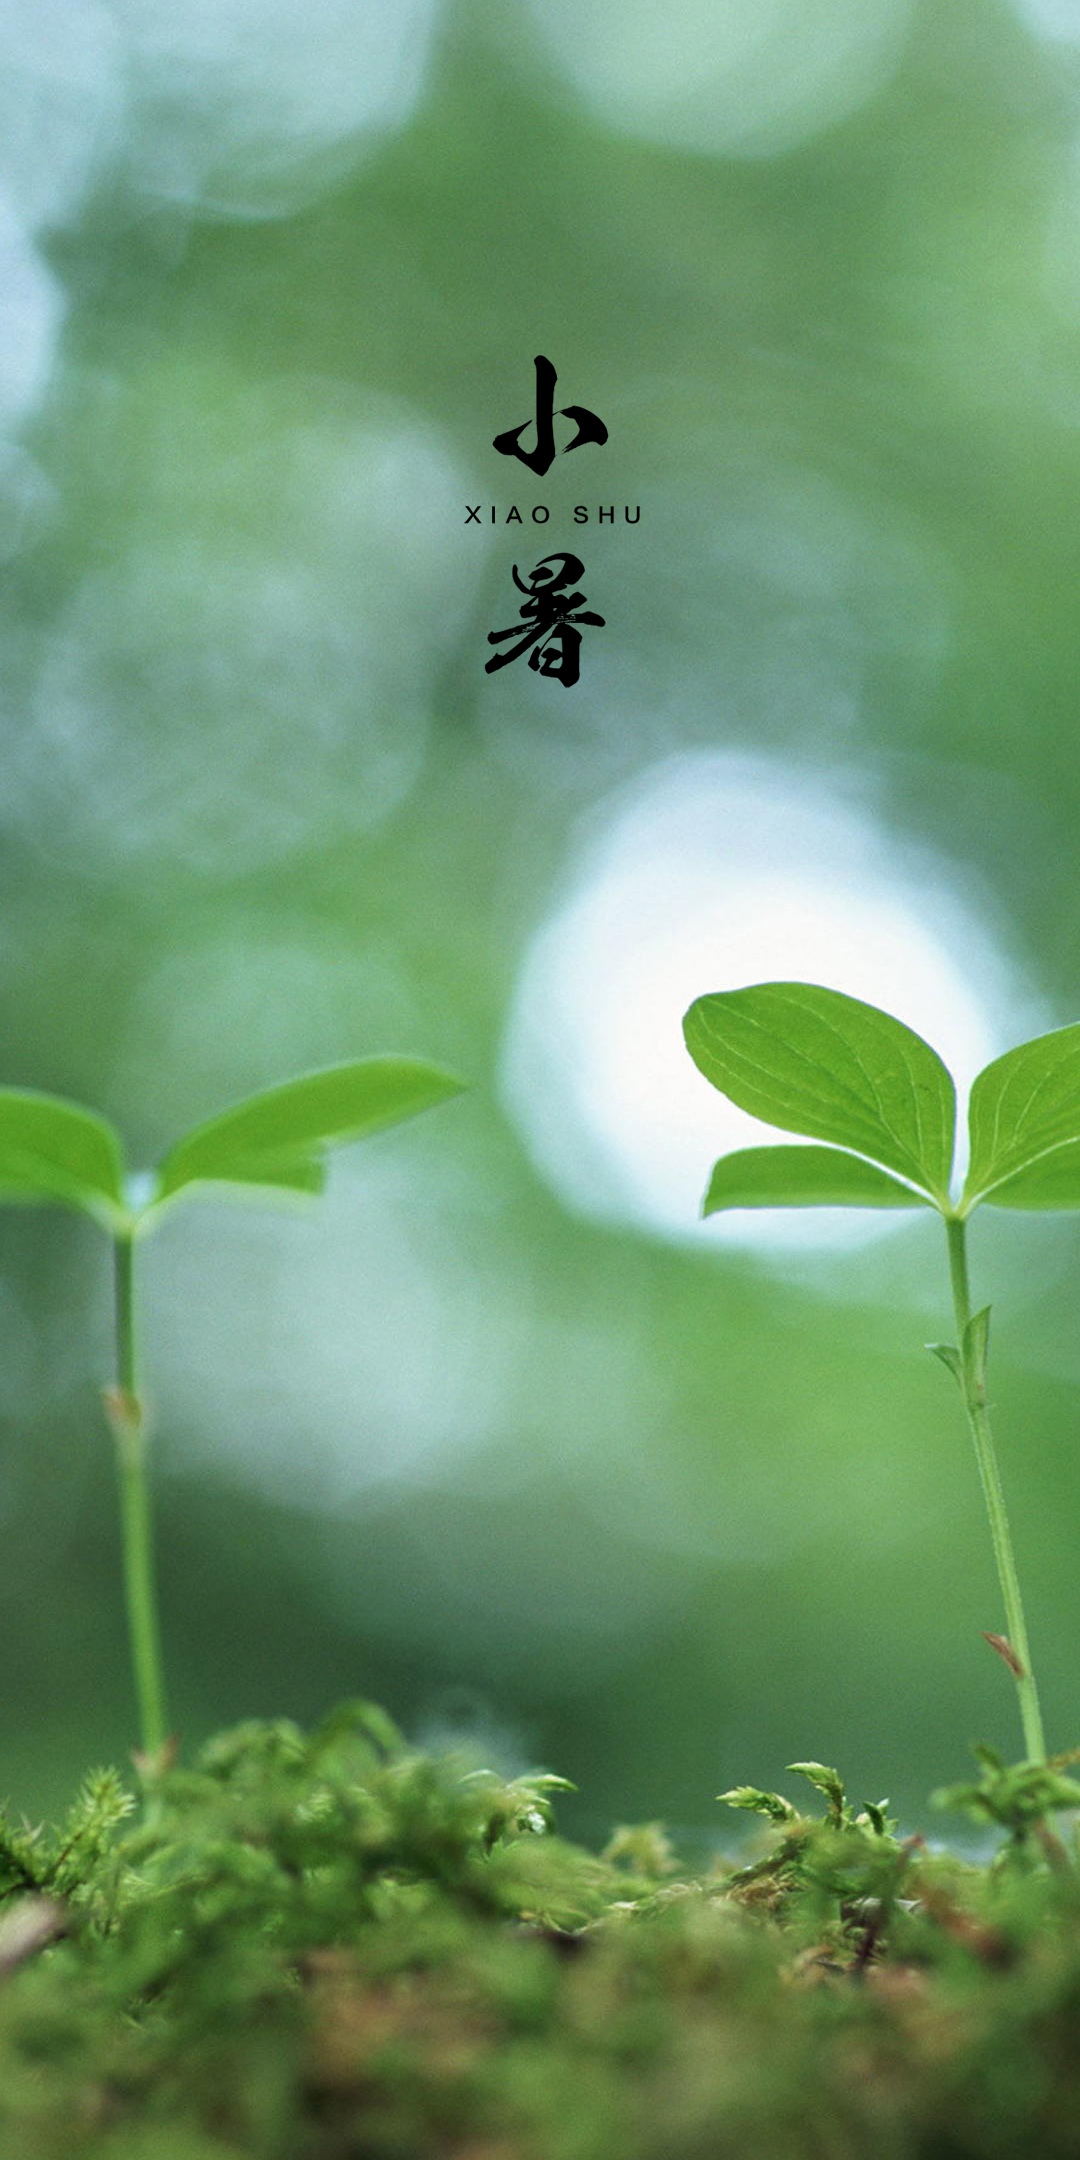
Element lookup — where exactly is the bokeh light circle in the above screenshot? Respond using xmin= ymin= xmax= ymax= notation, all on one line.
xmin=116 ymin=0 xmax=440 ymax=218
xmin=522 ymin=0 xmax=916 ymax=160
xmin=501 ymin=753 xmax=1020 ymax=1253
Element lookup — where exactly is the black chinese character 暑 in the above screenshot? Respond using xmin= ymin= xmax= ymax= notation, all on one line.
xmin=485 ymin=552 xmax=605 ymax=689
xmin=493 ymin=356 xmax=607 ymax=479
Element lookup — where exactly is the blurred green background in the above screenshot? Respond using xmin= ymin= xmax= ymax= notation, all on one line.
xmin=3 ymin=0 xmax=1080 ymax=1844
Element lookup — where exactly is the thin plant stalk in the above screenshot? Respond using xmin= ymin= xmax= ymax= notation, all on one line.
xmin=105 ymin=1233 xmax=168 ymax=1764
xmin=944 ymin=1215 xmax=1045 ymax=1764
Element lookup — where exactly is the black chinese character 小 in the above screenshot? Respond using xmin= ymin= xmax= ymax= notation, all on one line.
xmin=493 ymin=356 xmax=607 ymax=478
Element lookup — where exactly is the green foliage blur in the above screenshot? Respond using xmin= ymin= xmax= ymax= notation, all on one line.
xmin=4 ymin=0 xmax=1080 ymax=1839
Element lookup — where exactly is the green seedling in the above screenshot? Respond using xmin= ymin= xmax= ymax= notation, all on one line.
xmin=719 ymin=1760 xmax=908 ymax=1936
xmin=933 ymin=1740 xmax=1080 ymax=1866
xmin=0 ymin=1058 xmax=465 ymax=1769
xmin=683 ymin=980 xmax=1080 ymax=1767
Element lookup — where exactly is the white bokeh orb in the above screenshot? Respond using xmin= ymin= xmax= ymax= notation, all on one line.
xmin=500 ymin=754 xmax=1023 ymax=1253
xmin=522 ymin=0 xmax=916 ymax=161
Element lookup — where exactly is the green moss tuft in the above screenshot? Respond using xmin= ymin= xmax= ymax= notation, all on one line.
xmin=0 ymin=1707 xmax=1079 ymax=2156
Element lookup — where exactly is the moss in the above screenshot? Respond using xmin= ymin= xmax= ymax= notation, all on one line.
xmin=0 ymin=1704 xmax=1077 ymax=2157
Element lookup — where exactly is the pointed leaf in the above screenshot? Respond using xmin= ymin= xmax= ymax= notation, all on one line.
xmin=964 ymin=1306 xmax=991 ymax=1381
xmin=787 ymin=1762 xmax=845 ymax=1820
xmin=702 ymin=1144 xmax=930 ymax=1216
xmin=860 ymin=1801 xmax=892 ymax=1837
xmin=153 ymin=1058 xmax=465 ymax=1207
xmin=0 ymin=1090 xmax=125 ymax=1226
xmin=927 ymin=1341 xmax=963 ymax=1386
xmin=684 ymin=983 xmax=955 ymax=1201
xmin=718 ymin=1786 xmax=796 ymax=1824
xmin=966 ymin=1023 xmax=1080 ymax=1207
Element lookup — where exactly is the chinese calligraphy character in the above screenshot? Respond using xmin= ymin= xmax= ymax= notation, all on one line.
xmin=493 ymin=355 xmax=608 ymax=478
xmin=485 ymin=552 xmax=605 ymax=689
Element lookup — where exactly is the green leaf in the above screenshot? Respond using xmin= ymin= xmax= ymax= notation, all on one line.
xmin=702 ymin=1144 xmax=930 ymax=1216
xmin=152 ymin=1058 xmax=465 ymax=1209
xmin=964 ymin=1306 xmax=991 ymax=1382
xmin=934 ymin=1757 xmax=1080 ymax=1827
xmin=0 ymin=1090 xmax=125 ymax=1227
xmin=718 ymin=1786 xmax=797 ymax=1824
xmin=859 ymin=1800 xmax=893 ymax=1837
xmin=787 ymin=1762 xmax=845 ymax=1821
xmin=971 ymin=1140 xmax=1080 ymax=1211
xmin=683 ymin=983 xmax=955 ymax=1202
xmin=965 ymin=1023 xmax=1080 ymax=1209
xmin=927 ymin=1341 xmax=963 ymax=1386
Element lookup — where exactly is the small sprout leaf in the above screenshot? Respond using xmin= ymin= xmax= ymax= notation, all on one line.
xmin=153 ymin=1058 xmax=466 ymax=1209
xmin=964 ymin=1306 xmax=991 ymax=1372
xmin=966 ymin=1023 xmax=1080 ymax=1209
xmin=963 ymin=1307 xmax=992 ymax=1400
xmin=787 ymin=1762 xmax=845 ymax=1821
xmin=860 ymin=1800 xmax=891 ymax=1837
xmin=702 ymin=1144 xmax=930 ymax=1216
xmin=718 ymin=1786 xmax=797 ymax=1824
xmin=935 ymin=1749 xmax=1080 ymax=1828
xmin=683 ymin=983 xmax=955 ymax=1201
xmin=927 ymin=1341 xmax=963 ymax=1386
xmin=982 ymin=1631 xmax=1026 ymax=1679
xmin=0 ymin=1090 xmax=125 ymax=1227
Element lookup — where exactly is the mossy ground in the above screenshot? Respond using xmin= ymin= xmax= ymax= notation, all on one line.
xmin=0 ymin=1705 xmax=1078 ymax=2159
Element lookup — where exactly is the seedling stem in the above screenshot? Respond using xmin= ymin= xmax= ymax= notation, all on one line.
xmin=944 ymin=1215 xmax=1045 ymax=1763
xmin=107 ymin=1232 xmax=168 ymax=1764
